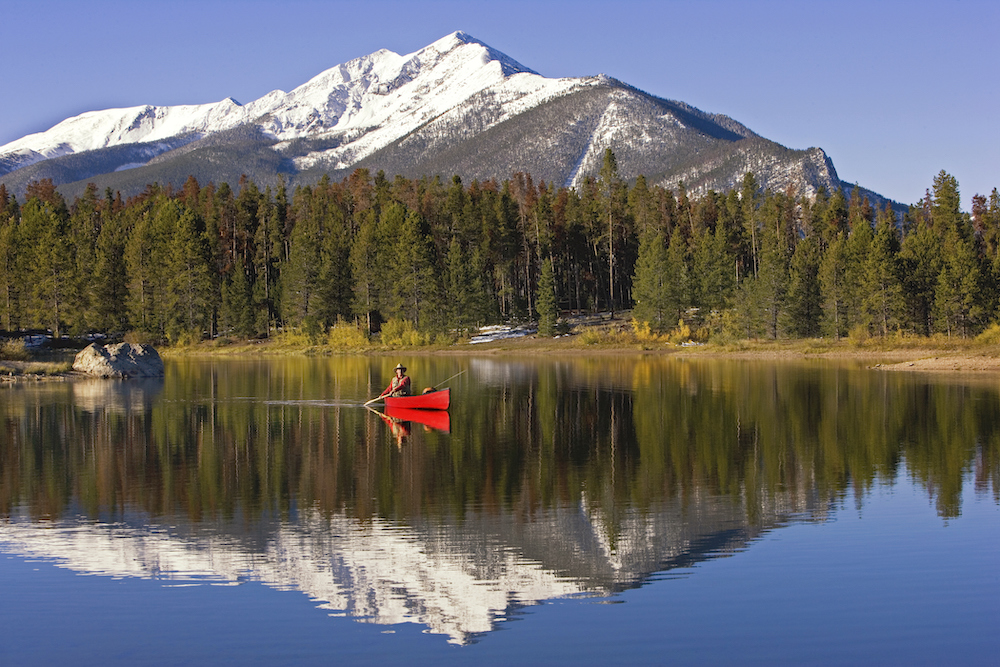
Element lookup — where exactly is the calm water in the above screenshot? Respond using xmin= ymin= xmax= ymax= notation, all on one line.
xmin=1 ymin=356 xmax=997 ymax=665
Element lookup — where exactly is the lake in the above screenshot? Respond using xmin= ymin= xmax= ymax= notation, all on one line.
xmin=1 ymin=355 xmax=997 ymax=665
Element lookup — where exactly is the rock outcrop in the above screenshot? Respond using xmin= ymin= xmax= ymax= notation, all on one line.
xmin=73 ymin=343 xmax=164 ymax=379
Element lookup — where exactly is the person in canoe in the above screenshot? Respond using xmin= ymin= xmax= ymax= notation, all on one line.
xmin=378 ymin=363 xmax=411 ymax=399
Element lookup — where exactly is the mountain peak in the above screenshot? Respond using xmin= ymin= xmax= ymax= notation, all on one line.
xmin=0 ymin=32 xmax=867 ymax=208
xmin=417 ymin=31 xmax=537 ymax=77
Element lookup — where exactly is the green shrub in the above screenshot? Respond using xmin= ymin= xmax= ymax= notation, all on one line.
xmin=326 ymin=321 xmax=369 ymax=349
xmin=0 ymin=339 xmax=30 ymax=361
xmin=848 ymin=324 xmax=870 ymax=346
xmin=380 ymin=318 xmax=431 ymax=346
xmin=273 ymin=328 xmax=315 ymax=348
xmin=168 ymin=328 xmax=203 ymax=347
xmin=975 ymin=323 xmax=1000 ymax=345
xmin=666 ymin=320 xmax=692 ymax=345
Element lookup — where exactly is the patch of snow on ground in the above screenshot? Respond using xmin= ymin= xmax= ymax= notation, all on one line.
xmin=469 ymin=324 xmax=537 ymax=344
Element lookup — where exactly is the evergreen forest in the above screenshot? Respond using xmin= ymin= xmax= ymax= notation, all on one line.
xmin=1 ymin=149 xmax=998 ymax=344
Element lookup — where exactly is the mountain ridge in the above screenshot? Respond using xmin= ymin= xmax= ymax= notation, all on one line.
xmin=0 ymin=31 xmax=896 ymax=209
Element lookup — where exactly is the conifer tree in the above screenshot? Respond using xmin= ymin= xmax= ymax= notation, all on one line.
xmin=632 ymin=227 xmax=669 ymax=330
xmin=350 ymin=209 xmax=380 ymax=334
xmin=69 ymin=183 xmax=102 ymax=332
xmin=863 ymin=204 xmax=903 ymax=336
xmin=898 ymin=217 xmax=941 ymax=335
xmin=821 ymin=188 xmax=849 ymax=245
xmin=0 ymin=212 xmax=21 ymax=330
xmin=754 ymin=213 xmax=791 ymax=338
xmin=536 ymin=258 xmax=557 ymax=337
xmin=843 ymin=213 xmax=874 ymax=333
xmin=20 ymin=194 xmax=73 ymax=336
xmin=221 ymin=257 xmax=254 ymax=339
xmin=314 ymin=206 xmax=353 ymax=327
xmin=692 ymin=222 xmax=734 ymax=313
xmin=392 ymin=209 xmax=440 ymax=330
xmin=783 ymin=235 xmax=822 ymax=337
xmin=935 ymin=235 xmax=982 ymax=337
xmin=91 ymin=202 xmax=129 ymax=332
xmin=819 ymin=232 xmax=849 ymax=339
xmin=167 ymin=205 xmax=213 ymax=341
xmin=253 ymin=190 xmax=284 ymax=335
xmin=599 ymin=149 xmax=622 ymax=315
xmin=663 ymin=225 xmax=690 ymax=326
xmin=125 ymin=196 xmax=172 ymax=336
xmin=282 ymin=186 xmax=322 ymax=329
xmin=740 ymin=173 xmax=762 ymax=276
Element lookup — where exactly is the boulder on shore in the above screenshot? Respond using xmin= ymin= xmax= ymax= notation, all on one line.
xmin=73 ymin=343 xmax=164 ymax=379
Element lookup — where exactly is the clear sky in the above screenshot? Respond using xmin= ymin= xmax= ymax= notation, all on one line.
xmin=2 ymin=0 xmax=996 ymax=209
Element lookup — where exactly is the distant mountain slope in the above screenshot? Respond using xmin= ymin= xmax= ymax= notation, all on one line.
xmin=0 ymin=31 xmax=893 ymax=208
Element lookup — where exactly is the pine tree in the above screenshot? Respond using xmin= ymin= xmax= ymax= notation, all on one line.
xmin=692 ymin=221 xmax=735 ymax=313
xmin=536 ymin=258 xmax=557 ymax=337
xmin=20 ymin=194 xmax=73 ymax=337
xmin=843 ymin=215 xmax=874 ymax=333
xmin=631 ymin=227 xmax=669 ymax=330
xmin=167 ymin=205 xmax=214 ymax=340
xmin=819 ymin=232 xmax=849 ymax=339
xmin=740 ymin=173 xmax=762 ymax=276
xmin=282 ymin=186 xmax=322 ymax=329
xmin=125 ymin=197 xmax=172 ymax=336
xmin=664 ymin=225 xmax=690 ymax=325
xmin=350 ymin=209 xmax=381 ymax=335
xmin=935 ymin=235 xmax=982 ymax=337
xmin=69 ymin=183 xmax=102 ymax=332
xmin=253 ymin=190 xmax=284 ymax=336
xmin=221 ymin=257 xmax=254 ymax=339
xmin=898 ymin=218 xmax=941 ymax=335
xmin=863 ymin=204 xmax=903 ymax=336
xmin=783 ymin=235 xmax=822 ymax=337
xmin=599 ymin=149 xmax=623 ymax=315
xmin=754 ymin=214 xmax=790 ymax=338
xmin=91 ymin=202 xmax=129 ymax=332
xmin=0 ymin=212 xmax=21 ymax=330
xmin=392 ymin=209 xmax=440 ymax=330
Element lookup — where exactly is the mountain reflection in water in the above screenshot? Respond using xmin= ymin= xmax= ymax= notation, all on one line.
xmin=1 ymin=356 xmax=997 ymax=645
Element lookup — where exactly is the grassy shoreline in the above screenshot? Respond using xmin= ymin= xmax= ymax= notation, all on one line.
xmin=6 ymin=323 xmax=1000 ymax=380
xmin=159 ymin=328 xmax=1000 ymax=372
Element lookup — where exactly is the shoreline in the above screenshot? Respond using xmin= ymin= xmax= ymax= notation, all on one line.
xmin=5 ymin=336 xmax=1000 ymax=381
xmin=164 ymin=334 xmax=1000 ymax=372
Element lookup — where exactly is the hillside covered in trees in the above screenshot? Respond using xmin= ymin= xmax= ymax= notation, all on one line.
xmin=0 ymin=152 xmax=997 ymax=345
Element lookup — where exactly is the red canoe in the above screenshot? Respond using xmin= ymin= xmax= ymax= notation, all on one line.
xmin=385 ymin=406 xmax=451 ymax=433
xmin=383 ymin=388 xmax=450 ymax=410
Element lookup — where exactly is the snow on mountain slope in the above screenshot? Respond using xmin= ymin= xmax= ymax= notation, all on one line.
xmin=0 ymin=31 xmax=577 ymax=177
xmin=265 ymin=31 xmax=583 ymax=170
xmin=0 ymin=98 xmax=250 ymax=167
xmin=0 ymin=31 xmax=862 ymax=207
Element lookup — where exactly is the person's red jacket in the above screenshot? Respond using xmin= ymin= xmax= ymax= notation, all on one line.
xmin=381 ymin=374 xmax=411 ymax=397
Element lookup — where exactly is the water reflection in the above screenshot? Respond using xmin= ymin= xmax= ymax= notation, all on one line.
xmin=1 ymin=356 xmax=998 ymax=644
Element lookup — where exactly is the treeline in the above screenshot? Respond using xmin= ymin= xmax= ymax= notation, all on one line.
xmin=0 ymin=152 xmax=998 ymax=342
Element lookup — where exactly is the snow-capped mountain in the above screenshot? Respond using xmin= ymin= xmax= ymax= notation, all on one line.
xmin=0 ymin=31 xmax=869 ymax=204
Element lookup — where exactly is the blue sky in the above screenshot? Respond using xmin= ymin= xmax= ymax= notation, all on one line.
xmin=2 ymin=0 xmax=996 ymax=209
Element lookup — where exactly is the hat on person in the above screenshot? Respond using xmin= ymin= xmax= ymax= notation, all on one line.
xmin=394 ymin=363 xmax=406 ymax=371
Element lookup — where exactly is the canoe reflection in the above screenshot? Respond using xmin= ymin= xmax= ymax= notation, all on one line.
xmin=385 ymin=406 xmax=451 ymax=433
xmin=369 ymin=406 xmax=451 ymax=445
